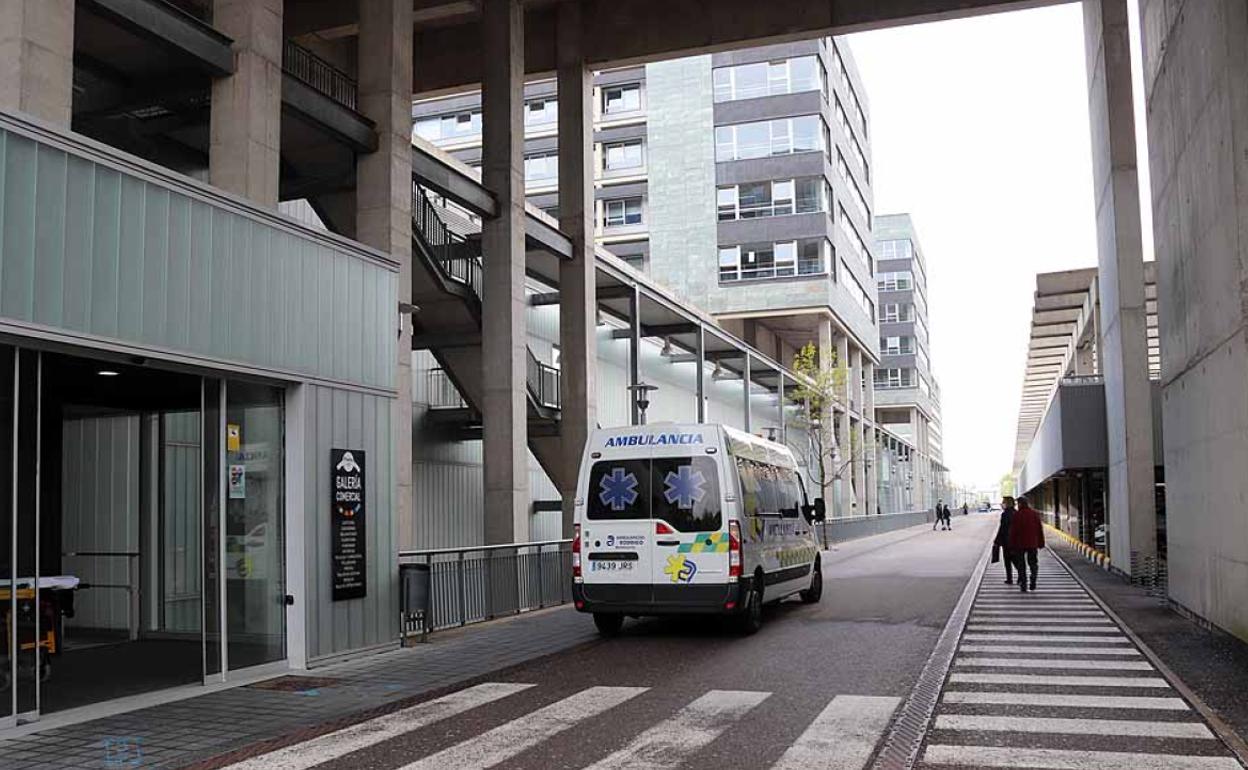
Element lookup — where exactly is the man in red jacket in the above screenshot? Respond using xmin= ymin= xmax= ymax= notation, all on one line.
xmin=1008 ymin=496 xmax=1046 ymax=592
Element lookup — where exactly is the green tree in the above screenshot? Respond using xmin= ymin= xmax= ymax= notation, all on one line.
xmin=788 ymin=342 xmax=850 ymax=505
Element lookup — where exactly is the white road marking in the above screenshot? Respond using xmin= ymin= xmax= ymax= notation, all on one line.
xmin=399 ymin=685 xmax=647 ymax=770
xmin=922 ymin=744 xmax=1241 ymax=769
xmin=975 ymin=601 xmax=1099 ymax=607
xmin=973 ymin=610 xmax=1105 ymax=616
xmin=967 ymin=625 xmax=1121 ymax=633
xmin=949 ymin=673 xmax=1170 ymax=688
xmin=771 ymin=695 xmax=900 ymax=770
xmin=963 ymin=633 xmax=1131 ymax=643
xmin=935 ymin=714 xmax=1215 ymax=739
xmin=959 ymin=645 xmax=1141 ymax=656
xmin=942 ymin=691 xmax=1189 ymax=710
xmin=585 ymin=689 xmax=769 ymax=769
xmin=220 ymin=682 xmax=536 ymax=770
xmin=968 ymin=616 xmax=1118 ymax=621
xmin=955 ymin=657 xmax=1154 ymax=671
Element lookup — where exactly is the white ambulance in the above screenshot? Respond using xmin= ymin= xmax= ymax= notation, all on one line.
xmin=571 ymin=423 xmax=825 ymax=635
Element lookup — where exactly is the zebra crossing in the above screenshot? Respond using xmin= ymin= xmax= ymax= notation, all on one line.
xmin=918 ymin=549 xmax=1244 ymax=769
xmin=223 ymin=683 xmax=901 ymax=770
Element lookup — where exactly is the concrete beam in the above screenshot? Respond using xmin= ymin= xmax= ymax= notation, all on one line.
xmin=84 ymin=0 xmax=234 ymax=75
xmin=412 ymin=142 xmax=498 ymax=217
xmin=281 ymin=73 xmax=379 ymax=152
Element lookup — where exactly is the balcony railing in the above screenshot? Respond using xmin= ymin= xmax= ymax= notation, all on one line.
xmin=527 ymin=349 xmax=561 ymax=410
xmin=427 ymin=367 xmax=467 ymax=409
xmin=283 ymin=39 xmax=359 ymax=111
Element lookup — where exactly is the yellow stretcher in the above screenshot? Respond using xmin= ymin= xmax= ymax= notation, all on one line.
xmin=0 ymin=576 xmax=80 ymax=687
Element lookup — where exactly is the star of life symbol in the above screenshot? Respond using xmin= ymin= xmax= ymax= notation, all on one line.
xmin=598 ymin=467 xmax=639 ymax=511
xmin=663 ymin=465 xmax=707 ymax=509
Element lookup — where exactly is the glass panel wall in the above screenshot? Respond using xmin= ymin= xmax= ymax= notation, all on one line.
xmin=224 ymin=382 xmax=285 ymax=670
xmin=1 ymin=346 xmax=12 ymax=721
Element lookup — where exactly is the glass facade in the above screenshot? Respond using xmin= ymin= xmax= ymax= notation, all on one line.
xmin=712 ymin=56 xmax=827 ymax=102
xmin=714 ymin=116 xmax=827 ymax=162
xmin=716 ymin=178 xmax=828 ymax=221
xmin=719 ymin=238 xmax=830 ymax=282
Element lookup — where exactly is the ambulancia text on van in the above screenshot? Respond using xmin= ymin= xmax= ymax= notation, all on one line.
xmin=571 ymin=423 xmax=826 ymax=635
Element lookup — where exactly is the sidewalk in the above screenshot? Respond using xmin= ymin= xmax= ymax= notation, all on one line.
xmin=0 ymin=608 xmax=599 ymax=770
xmin=1051 ymin=537 xmax=1248 ymax=759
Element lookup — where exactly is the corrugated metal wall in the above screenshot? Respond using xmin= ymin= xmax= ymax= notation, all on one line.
xmin=61 ymin=415 xmax=140 ymax=632
xmin=0 ymin=127 xmax=395 ymax=391
xmin=162 ymin=411 xmax=201 ymax=633
xmin=300 ymin=384 xmax=397 ymax=662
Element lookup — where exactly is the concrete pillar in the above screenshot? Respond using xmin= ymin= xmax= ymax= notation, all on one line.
xmin=210 ymin=0 xmax=283 ymax=206
xmin=1083 ymin=0 xmax=1156 ymax=574
xmin=354 ymin=0 xmax=414 ymax=546
xmin=0 ymin=0 xmax=73 ymax=125
xmin=742 ymin=353 xmax=752 ymax=433
xmin=849 ymin=348 xmax=864 ymax=515
xmin=835 ymin=333 xmax=851 ymax=516
xmin=556 ymin=0 xmax=596 ymax=538
xmin=696 ymin=326 xmax=706 ymax=423
xmin=628 ymin=287 xmax=641 ymax=425
xmin=863 ymin=360 xmax=877 ymax=514
xmin=480 ymin=0 xmax=528 ymax=544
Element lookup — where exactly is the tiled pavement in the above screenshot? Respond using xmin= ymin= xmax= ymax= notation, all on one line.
xmin=917 ymin=547 xmax=1244 ymax=768
xmin=0 ymin=607 xmax=598 ymax=769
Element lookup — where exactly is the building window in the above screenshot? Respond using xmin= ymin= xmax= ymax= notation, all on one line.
xmin=874 ymin=368 xmax=914 ymax=389
xmin=413 ymin=109 xmax=482 ymax=142
xmin=880 ymin=336 xmax=914 ymax=355
xmin=881 ymin=303 xmax=915 ymax=323
xmin=877 ymin=272 xmax=913 ymax=292
xmin=526 ymin=98 xmax=558 ymax=126
xmin=524 ymin=152 xmax=559 ymax=185
xmin=716 ymin=177 xmax=826 ymax=221
xmin=835 ymin=100 xmax=871 ymax=182
xmin=838 ymin=206 xmax=872 ymax=274
xmin=603 ymin=140 xmax=644 ymax=171
xmin=712 ymin=56 xmax=827 ymax=102
xmin=602 ymin=83 xmax=641 ymax=114
xmin=842 ymin=261 xmax=874 ymax=320
xmin=835 ymin=152 xmax=871 ymax=226
xmin=879 ymin=239 xmax=914 ymax=261
xmin=603 ymin=197 xmax=643 ymax=227
xmin=714 ymin=116 xmax=827 ymax=161
xmin=719 ymin=238 xmax=830 ymax=282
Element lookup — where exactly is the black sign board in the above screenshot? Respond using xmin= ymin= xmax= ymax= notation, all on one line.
xmin=331 ymin=448 xmax=367 ymax=601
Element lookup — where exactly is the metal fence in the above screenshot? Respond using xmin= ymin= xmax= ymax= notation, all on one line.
xmin=526 ymin=348 xmax=561 ymax=410
xmin=426 ymin=367 xmax=467 ymax=409
xmin=282 ymin=39 xmax=359 ymax=111
xmin=399 ymin=539 xmax=573 ymax=633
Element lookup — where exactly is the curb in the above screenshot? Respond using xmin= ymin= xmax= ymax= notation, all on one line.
xmin=1043 ymin=522 xmax=1109 ymax=569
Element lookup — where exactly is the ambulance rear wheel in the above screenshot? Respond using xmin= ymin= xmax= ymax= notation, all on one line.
xmin=736 ymin=579 xmax=763 ymax=635
xmin=593 ymin=612 xmax=624 ymax=637
xmin=801 ymin=561 xmax=823 ymax=604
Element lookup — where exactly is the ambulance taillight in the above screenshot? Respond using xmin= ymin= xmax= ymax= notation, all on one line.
xmin=572 ymin=523 xmax=582 ymax=581
xmin=728 ymin=520 xmax=742 ymax=580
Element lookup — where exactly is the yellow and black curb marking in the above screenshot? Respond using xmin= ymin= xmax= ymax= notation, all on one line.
xmin=1044 ymin=523 xmax=1109 ymax=570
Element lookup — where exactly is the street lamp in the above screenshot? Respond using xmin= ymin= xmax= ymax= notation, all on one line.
xmin=627 ymin=382 xmax=659 ymax=425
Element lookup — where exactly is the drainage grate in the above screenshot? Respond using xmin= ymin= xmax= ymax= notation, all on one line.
xmin=869 ymin=541 xmax=991 ymax=770
xmin=246 ymin=676 xmax=343 ymax=692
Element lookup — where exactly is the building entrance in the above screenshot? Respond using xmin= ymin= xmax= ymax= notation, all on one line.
xmin=1 ymin=345 xmax=287 ymax=724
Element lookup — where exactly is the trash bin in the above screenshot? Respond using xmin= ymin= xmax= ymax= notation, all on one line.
xmin=399 ymin=562 xmax=431 ymax=642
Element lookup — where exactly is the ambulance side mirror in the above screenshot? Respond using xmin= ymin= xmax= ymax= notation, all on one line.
xmin=804 ymin=497 xmax=827 ymax=523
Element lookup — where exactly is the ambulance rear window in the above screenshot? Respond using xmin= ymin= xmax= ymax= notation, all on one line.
xmin=587 ymin=460 xmax=650 ymax=520
xmin=586 ymin=457 xmax=722 ymax=532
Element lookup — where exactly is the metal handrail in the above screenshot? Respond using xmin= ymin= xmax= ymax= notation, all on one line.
xmin=62 ymin=551 xmax=141 ymax=641
xmin=282 ymin=39 xmax=359 ymax=111
xmin=399 ymin=538 xmax=571 ymax=560
xmin=412 ymin=187 xmax=560 ymax=412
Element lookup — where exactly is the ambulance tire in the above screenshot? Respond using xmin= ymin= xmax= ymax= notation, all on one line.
xmin=736 ymin=574 xmax=764 ymax=635
xmin=593 ymin=612 xmax=624 ymax=637
xmin=801 ymin=559 xmax=823 ymax=604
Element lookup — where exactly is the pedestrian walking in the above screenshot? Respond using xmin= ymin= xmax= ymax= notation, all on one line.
xmin=1008 ymin=496 xmax=1045 ymax=592
xmin=944 ymin=503 xmax=953 ymax=530
xmin=992 ymin=496 xmax=1016 ymax=584
xmin=961 ymin=502 xmax=968 ymax=517
xmin=933 ymin=501 xmax=942 ymax=531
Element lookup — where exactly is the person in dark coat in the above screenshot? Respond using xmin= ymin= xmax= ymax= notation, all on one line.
xmin=994 ymin=497 xmax=1017 ymax=584
xmin=1008 ymin=496 xmax=1046 ymax=592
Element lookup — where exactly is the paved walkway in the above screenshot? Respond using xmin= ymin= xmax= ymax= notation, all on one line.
xmin=918 ymin=547 xmax=1244 ymax=768
xmin=0 ymin=608 xmax=598 ymax=769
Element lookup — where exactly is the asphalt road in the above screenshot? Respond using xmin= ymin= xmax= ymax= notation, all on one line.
xmin=229 ymin=515 xmax=997 ymax=770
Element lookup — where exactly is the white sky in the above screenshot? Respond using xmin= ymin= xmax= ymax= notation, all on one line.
xmin=847 ymin=4 xmax=1107 ymax=491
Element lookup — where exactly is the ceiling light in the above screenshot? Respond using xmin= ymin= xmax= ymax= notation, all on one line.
xmin=97 ymin=370 xmax=119 ymax=377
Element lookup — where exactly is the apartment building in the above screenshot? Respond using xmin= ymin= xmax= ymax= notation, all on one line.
xmin=873 ymin=214 xmax=948 ymax=511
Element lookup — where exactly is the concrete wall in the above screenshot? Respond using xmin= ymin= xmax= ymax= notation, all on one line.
xmin=1140 ymin=0 xmax=1248 ymax=640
